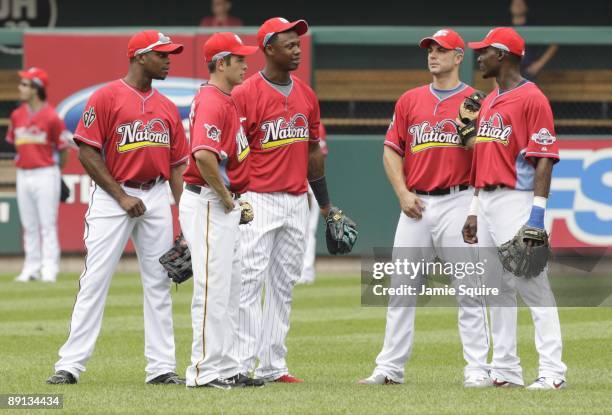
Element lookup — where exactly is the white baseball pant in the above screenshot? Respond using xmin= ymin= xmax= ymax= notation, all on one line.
xmin=54 ymin=181 xmax=177 ymax=382
xmin=372 ymin=189 xmax=490 ymax=383
xmin=231 ymin=191 xmax=309 ymax=380
xmin=477 ymin=187 xmax=566 ymax=385
xmin=16 ymin=165 xmax=61 ymax=281
xmin=179 ymin=185 xmax=242 ymax=386
xmin=300 ymin=186 xmax=319 ymax=284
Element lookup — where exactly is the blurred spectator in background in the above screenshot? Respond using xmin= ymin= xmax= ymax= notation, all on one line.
xmin=200 ymin=0 xmax=243 ymax=27
xmin=510 ymin=0 xmax=558 ymax=79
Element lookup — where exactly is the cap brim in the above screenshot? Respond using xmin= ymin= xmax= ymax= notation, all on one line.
xmin=468 ymin=41 xmax=490 ymax=50
xmin=153 ymin=43 xmax=184 ymax=54
xmin=18 ymin=70 xmax=29 ymax=79
xmin=419 ymin=37 xmax=454 ymax=50
xmin=232 ymin=45 xmax=259 ymax=56
xmin=289 ymin=19 xmax=309 ymax=36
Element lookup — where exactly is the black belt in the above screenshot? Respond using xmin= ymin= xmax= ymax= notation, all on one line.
xmin=186 ymin=183 xmax=241 ymax=200
xmin=414 ymin=184 xmax=469 ymax=196
xmin=481 ymin=184 xmax=507 ymax=192
xmin=123 ymin=177 xmax=163 ymax=190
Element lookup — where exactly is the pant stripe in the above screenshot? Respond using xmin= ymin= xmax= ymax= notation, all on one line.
xmin=67 ymin=183 xmax=97 ymax=339
xmin=194 ymin=201 xmax=211 ymax=386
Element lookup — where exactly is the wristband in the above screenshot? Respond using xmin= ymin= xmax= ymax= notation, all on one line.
xmin=468 ymin=196 xmax=479 ymax=216
xmin=527 ymin=197 xmax=547 ymax=229
xmin=308 ymin=176 xmax=331 ymax=208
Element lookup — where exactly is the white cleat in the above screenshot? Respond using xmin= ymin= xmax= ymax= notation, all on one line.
xmin=357 ymin=373 xmax=401 ymax=385
xmin=464 ymin=374 xmax=494 ymax=388
xmin=527 ymin=377 xmax=567 ymax=390
xmin=492 ymin=378 xmax=523 ymax=388
xmin=41 ymin=275 xmax=57 ymax=283
xmin=14 ymin=273 xmax=40 ymax=282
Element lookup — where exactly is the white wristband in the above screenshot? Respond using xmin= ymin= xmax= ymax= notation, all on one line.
xmin=533 ymin=196 xmax=547 ymax=209
xmin=468 ymin=196 xmax=479 ymax=216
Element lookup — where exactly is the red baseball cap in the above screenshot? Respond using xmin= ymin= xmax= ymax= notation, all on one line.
xmin=19 ymin=67 xmax=49 ymax=89
xmin=127 ymin=30 xmax=184 ymax=58
xmin=419 ymin=28 xmax=465 ymax=52
xmin=203 ymin=32 xmax=258 ymax=62
xmin=257 ymin=17 xmax=309 ymax=49
xmin=468 ymin=27 xmax=525 ymax=57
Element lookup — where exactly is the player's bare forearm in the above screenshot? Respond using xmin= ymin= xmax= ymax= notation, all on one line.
xmin=383 ymin=146 xmax=409 ymax=200
xmin=307 ymin=142 xmax=325 ymax=181
xmin=193 ymin=150 xmax=234 ymax=210
xmin=533 ymin=157 xmax=554 ymax=198
xmin=308 ymin=143 xmax=332 ymax=215
xmin=78 ymin=143 xmax=126 ymax=201
xmin=59 ymin=149 xmax=69 ymax=170
xmin=169 ymin=163 xmax=186 ymax=205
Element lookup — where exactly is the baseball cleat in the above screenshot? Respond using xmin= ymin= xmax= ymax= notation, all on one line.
xmin=358 ymin=374 xmax=401 ymax=385
xmin=492 ymin=378 xmax=523 ymax=388
xmin=273 ymin=374 xmax=304 ymax=383
xmin=227 ymin=373 xmax=265 ymax=387
xmin=526 ymin=377 xmax=567 ymax=390
xmin=14 ymin=273 xmax=39 ymax=282
xmin=147 ymin=372 xmax=185 ymax=385
xmin=203 ymin=378 xmax=242 ymax=390
xmin=46 ymin=370 xmax=77 ymax=384
xmin=464 ymin=374 xmax=494 ymax=388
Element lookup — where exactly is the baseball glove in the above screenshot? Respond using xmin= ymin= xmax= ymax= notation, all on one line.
xmin=239 ymin=200 xmax=254 ymax=225
xmin=498 ymin=225 xmax=551 ymax=278
xmin=60 ymin=178 xmax=70 ymax=203
xmin=159 ymin=233 xmax=193 ymax=284
xmin=325 ymin=206 xmax=358 ymax=255
xmin=457 ymin=90 xmax=486 ymax=145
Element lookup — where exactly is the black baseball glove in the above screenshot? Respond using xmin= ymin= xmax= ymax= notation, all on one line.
xmin=457 ymin=90 xmax=486 ymax=146
xmin=60 ymin=178 xmax=70 ymax=202
xmin=498 ymin=225 xmax=551 ymax=278
xmin=325 ymin=207 xmax=358 ymax=255
xmin=159 ymin=233 xmax=193 ymax=284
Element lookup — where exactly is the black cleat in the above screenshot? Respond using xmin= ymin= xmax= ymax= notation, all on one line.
xmin=227 ymin=373 xmax=265 ymax=388
xmin=147 ymin=372 xmax=186 ymax=385
xmin=203 ymin=378 xmax=242 ymax=390
xmin=46 ymin=370 xmax=77 ymax=385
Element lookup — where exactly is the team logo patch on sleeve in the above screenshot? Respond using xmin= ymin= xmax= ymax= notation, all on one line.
xmin=531 ymin=128 xmax=556 ymax=146
xmin=83 ymin=107 xmax=96 ymax=128
xmin=205 ymin=124 xmax=221 ymax=142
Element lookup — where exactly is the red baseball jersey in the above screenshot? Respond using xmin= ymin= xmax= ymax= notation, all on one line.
xmin=6 ymin=103 xmax=71 ymax=169
xmin=232 ymin=72 xmax=320 ymax=194
xmin=471 ymin=81 xmax=559 ymax=190
xmin=73 ymin=79 xmax=188 ymax=183
xmin=384 ymin=84 xmax=475 ymax=192
xmin=183 ymin=84 xmax=250 ymax=193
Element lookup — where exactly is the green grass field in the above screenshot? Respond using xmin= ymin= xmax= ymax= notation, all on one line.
xmin=1 ymin=272 xmax=611 ymax=414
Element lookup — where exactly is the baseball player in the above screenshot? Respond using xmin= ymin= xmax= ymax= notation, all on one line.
xmin=7 ymin=67 xmax=71 ymax=283
xmin=299 ymin=123 xmax=328 ymax=285
xmin=46 ymin=30 xmax=189 ymax=385
xmin=358 ymin=29 xmax=491 ymax=387
xmin=463 ymin=27 xmax=567 ymax=389
xmin=180 ymin=32 xmax=263 ymax=390
xmin=229 ymin=17 xmax=333 ymax=383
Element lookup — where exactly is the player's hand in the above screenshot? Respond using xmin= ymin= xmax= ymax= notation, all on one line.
xmin=399 ymin=191 xmax=425 ymax=219
xmin=221 ymin=194 xmax=235 ymax=213
xmin=462 ymin=215 xmax=478 ymax=244
xmin=119 ymin=194 xmax=146 ymax=218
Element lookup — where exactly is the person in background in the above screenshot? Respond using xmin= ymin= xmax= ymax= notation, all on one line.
xmin=510 ymin=0 xmax=558 ymax=80
xmin=200 ymin=0 xmax=243 ymax=27
xmin=7 ymin=67 xmax=71 ymax=283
